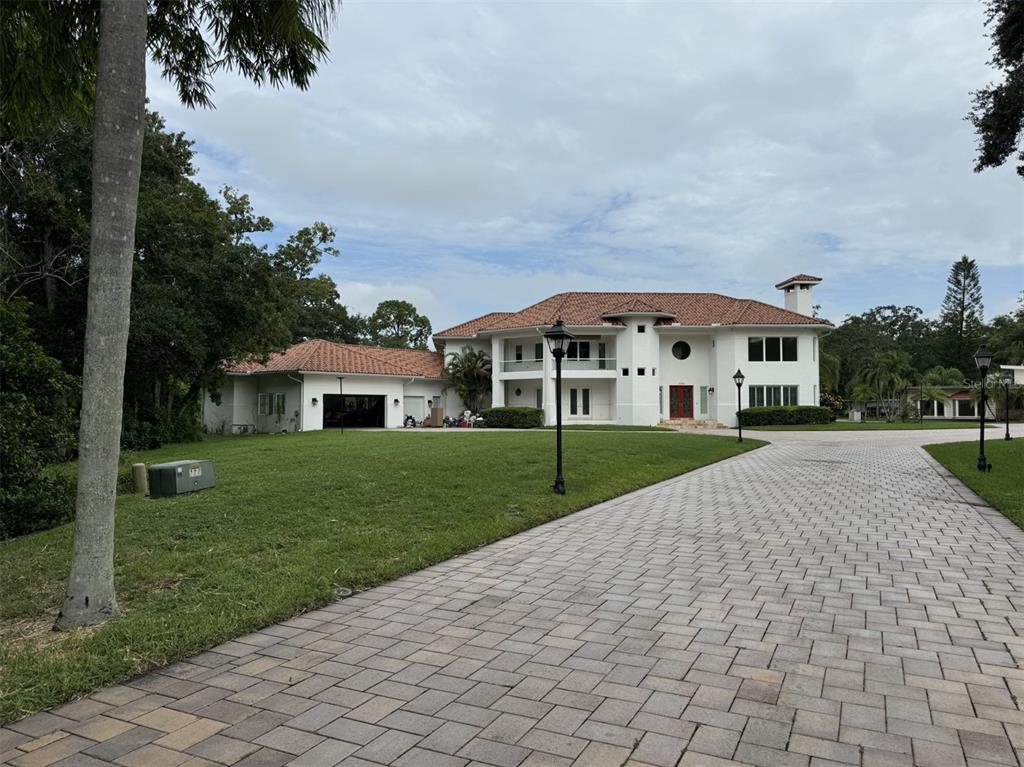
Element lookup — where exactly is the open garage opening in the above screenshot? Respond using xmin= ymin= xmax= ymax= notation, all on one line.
xmin=322 ymin=394 xmax=386 ymax=428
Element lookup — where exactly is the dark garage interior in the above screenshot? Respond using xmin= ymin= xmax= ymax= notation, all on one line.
xmin=322 ymin=394 xmax=386 ymax=428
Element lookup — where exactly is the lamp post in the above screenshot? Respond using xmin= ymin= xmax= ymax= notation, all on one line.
xmin=337 ymin=375 xmax=345 ymax=434
xmin=973 ymin=346 xmax=993 ymax=470
xmin=1002 ymin=369 xmax=1013 ymax=441
xmin=733 ymin=369 xmax=745 ymax=443
xmin=544 ymin=319 xmax=575 ymax=494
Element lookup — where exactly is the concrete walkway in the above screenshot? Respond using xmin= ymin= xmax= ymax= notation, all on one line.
xmin=4 ymin=428 xmax=1023 ymax=767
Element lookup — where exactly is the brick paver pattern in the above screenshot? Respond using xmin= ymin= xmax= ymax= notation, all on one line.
xmin=4 ymin=430 xmax=1024 ymax=767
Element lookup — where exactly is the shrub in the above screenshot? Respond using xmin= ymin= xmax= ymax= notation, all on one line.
xmin=1 ymin=299 xmax=78 ymax=539
xmin=480 ymin=407 xmax=544 ymax=429
xmin=738 ymin=405 xmax=833 ymax=426
xmin=819 ymin=390 xmax=846 ymax=417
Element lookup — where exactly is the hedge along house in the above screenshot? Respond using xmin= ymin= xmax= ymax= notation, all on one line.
xmin=433 ymin=275 xmax=832 ymax=428
xmin=203 ymin=339 xmax=461 ymax=433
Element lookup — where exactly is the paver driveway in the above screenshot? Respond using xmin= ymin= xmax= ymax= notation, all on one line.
xmin=4 ymin=429 xmax=1024 ymax=767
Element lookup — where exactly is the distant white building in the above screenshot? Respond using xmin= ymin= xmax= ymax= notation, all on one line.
xmin=433 ymin=274 xmax=832 ymax=428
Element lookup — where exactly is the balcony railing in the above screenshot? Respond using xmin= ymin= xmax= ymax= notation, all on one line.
xmin=563 ymin=357 xmax=616 ymax=371
xmin=501 ymin=359 xmax=543 ymax=373
xmin=500 ymin=357 xmax=618 ymax=373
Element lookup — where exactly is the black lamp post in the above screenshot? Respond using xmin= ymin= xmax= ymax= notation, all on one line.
xmin=544 ymin=319 xmax=575 ymax=494
xmin=974 ymin=346 xmax=993 ymax=470
xmin=1002 ymin=369 xmax=1013 ymax=441
xmin=337 ymin=375 xmax=345 ymax=434
xmin=733 ymin=369 xmax=745 ymax=443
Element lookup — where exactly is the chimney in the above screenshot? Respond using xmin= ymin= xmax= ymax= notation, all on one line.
xmin=774 ymin=274 xmax=822 ymax=317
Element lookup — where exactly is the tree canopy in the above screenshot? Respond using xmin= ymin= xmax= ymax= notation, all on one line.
xmin=368 ymin=299 xmax=433 ymax=349
xmin=967 ymin=0 xmax=1024 ymax=177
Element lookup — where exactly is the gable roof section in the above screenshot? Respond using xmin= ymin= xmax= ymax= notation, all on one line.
xmin=225 ymin=339 xmax=445 ymax=379
xmin=601 ymin=296 xmax=673 ymax=317
xmin=434 ymin=311 xmax=514 ymax=338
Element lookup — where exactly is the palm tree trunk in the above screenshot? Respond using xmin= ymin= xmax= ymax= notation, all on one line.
xmin=56 ymin=0 xmax=146 ymax=629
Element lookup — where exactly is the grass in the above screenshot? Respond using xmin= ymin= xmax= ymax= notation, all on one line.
xmin=748 ymin=419 xmax=988 ymax=431
xmin=0 ymin=429 xmax=762 ymax=723
xmin=540 ymin=424 xmax=673 ymax=432
xmin=924 ymin=438 xmax=1023 ymax=529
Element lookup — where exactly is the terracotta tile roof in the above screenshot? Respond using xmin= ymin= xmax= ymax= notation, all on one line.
xmin=440 ymin=292 xmax=830 ymax=336
xmin=434 ymin=311 xmax=514 ymax=338
xmin=225 ymin=339 xmax=445 ymax=378
xmin=774 ymin=274 xmax=823 ymax=288
xmin=601 ymin=297 xmax=673 ymax=316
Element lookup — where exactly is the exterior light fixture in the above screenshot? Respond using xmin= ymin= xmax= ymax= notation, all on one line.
xmin=733 ymin=369 xmax=746 ymax=443
xmin=393 ymin=398 xmax=400 ymax=406
xmin=974 ymin=347 xmax=992 ymax=470
xmin=1002 ymin=368 xmax=1014 ymax=442
xmin=544 ymin=319 xmax=575 ymax=494
xmin=311 ymin=397 xmax=318 ymax=407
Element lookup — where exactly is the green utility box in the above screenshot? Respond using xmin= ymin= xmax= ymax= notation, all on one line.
xmin=148 ymin=459 xmax=215 ymax=498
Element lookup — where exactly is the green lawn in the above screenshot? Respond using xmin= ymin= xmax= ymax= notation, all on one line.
xmin=749 ymin=419 xmax=988 ymax=431
xmin=924 ymin=438 xmax=1023 ymax=529
xmin=0 ymin=429 xmax=761 ymax=723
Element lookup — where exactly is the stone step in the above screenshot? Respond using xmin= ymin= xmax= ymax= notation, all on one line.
xmin=659 ymin=419 xmax=724 ymax=430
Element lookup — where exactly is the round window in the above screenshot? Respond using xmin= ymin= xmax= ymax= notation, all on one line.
xmin=672 ymin=341 xmax=691 ymax=360
xmin=514 ymin=388 xmax=522 ymax=397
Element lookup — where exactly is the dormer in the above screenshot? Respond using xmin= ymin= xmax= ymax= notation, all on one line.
xmin=775 ymin=274 xmax=822 ymax=317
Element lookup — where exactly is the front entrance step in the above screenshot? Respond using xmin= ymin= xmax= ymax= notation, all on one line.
xmin=659 ymin=419 xmax=725 ymax=430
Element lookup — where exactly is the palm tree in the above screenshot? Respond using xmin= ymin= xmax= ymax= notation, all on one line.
xmin=445 ymin=347 xmax=493 ymax=413
xmin=857 ymin=351 xmax=914 ymax=422
xmin=4 ymin=0 xmax=338 ymax=629
xmin=921 ymin=365 xmax=966 ymax=386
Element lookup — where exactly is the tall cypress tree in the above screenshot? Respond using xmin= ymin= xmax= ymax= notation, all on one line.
xmin=938 ymin=255 xmax=985 ymax=372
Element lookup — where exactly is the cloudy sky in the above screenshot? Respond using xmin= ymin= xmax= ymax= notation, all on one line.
xmin=147 ymin=0 xmax=1023 ymax=337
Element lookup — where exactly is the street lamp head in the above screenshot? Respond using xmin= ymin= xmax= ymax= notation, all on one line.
xmin=973 ymin=346 xmax=993 ymax=375
xmin=733 ymin=369 xmax=745 ymax=387
xmin=544 ymin=319 xmax=575 ymax=357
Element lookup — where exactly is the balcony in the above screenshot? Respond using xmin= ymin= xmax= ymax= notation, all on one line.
xmin=500 ymin=357 xmax=618 ymax=375
xmin=563 ymin=357 xmax=616 ymax=372
xmin=501 ymin=358 xmax=543 ymax=373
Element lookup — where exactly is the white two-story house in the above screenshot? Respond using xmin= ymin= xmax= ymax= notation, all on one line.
xmin=433 ymin=274 xmax=832 ymax=428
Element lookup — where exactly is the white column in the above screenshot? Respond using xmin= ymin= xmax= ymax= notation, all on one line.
xmin=490 ymin=336 xmax=505 ymax=408
xmin=542 ymin=340 xmax=557 ymax=425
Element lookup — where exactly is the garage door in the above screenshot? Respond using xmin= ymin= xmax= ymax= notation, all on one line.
xmin=405 ymin=396 xmax=426 ymax=422
xmin=322 ymin=394 xmax=386 ymax=428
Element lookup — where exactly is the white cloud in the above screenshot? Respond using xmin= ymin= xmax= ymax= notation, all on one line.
xmin=148 ymin=0 xmax=1024 ymax=329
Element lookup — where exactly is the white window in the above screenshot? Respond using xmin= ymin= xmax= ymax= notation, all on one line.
xmin=748 ymin=336 xmax=798 ymax=362
xmin=515 ymin=344 xmax=523 ymax=361
xmin=748 ymin=385 xmax=798 ymax=407
xmin=570 ymin=388 xmax=590 ymax=416
xmin=699 ymin=386 xmax=709 ymax=415
xmin=567 ymin=340 xmax=591 ymax=360
xmin=637 ymin=368 xmax=646 ymax=376
xmin=259 ymin=393 xmax=285 ymax=416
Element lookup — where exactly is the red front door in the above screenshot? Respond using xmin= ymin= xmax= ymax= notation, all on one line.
xmin=669 ymin=385 xmax=694 ymax=419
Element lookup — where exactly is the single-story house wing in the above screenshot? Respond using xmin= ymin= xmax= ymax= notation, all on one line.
xmin=203 ymin=339 xmax=461 ymax=433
